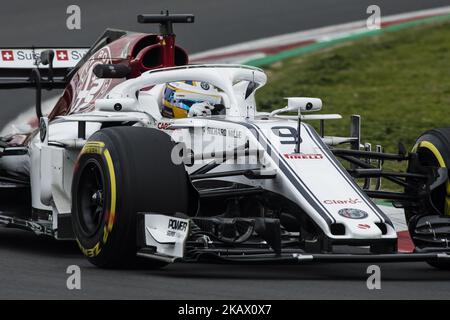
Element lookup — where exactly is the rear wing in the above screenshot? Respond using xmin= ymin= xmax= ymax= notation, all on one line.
xmin=0 ymin=48 xmax=89 ymax=89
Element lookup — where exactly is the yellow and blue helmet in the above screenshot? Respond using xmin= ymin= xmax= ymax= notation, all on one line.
xmin=162 ymin=81 xmax=222 ymax=118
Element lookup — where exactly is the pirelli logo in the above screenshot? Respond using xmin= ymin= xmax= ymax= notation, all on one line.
xmin=81 ymin=141 xmax=105 ymax=155
xmin=284 ymin=153 xmax=323 ymax=159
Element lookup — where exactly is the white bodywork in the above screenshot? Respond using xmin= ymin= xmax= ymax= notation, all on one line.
xmin=143 ymin=214 xmax=189 ymax=259
xmin=27 ymin=64 xmax=396 ymax=241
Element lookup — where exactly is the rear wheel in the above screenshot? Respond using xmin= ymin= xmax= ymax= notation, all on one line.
xmin=406 ymin=127 xmax=450 ymax=269
xmin=71 ymin=126 xmax=191 ymax=268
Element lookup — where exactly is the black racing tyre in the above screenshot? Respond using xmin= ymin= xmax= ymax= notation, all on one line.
xmin=406 ymin=127 xmax=450 ymax=270
xmin=71 ymin=126 xmax=190 ymax=268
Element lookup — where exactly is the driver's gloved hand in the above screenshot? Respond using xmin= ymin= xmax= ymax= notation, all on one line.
xmin=188 ymin=102 xmax=214 ymax=117
xmin=188 ymin=103 xmax=226 ymax=117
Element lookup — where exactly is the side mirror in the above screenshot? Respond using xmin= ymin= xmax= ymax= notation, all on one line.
xmin=40 ymin=50 xmax=55 ymax=66
xmin=93 ymin=64 xmax=131 ymax=78
xmin=287 ymin=97 xmax=322 ymax=112
xmin=270 ymin=97 xmax=322 ymax=117
xmin=33 ymin=50 xmax=55 ymax=119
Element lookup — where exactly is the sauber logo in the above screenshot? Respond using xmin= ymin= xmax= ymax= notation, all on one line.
xmin=1 ymin=50 xmax=14 ymax=61
xmin=357 ymin=223 xmax=371 ymax=229
xmin=323 ymin=198 xmax=362 ymax=205
xmin=168 ymin=219 xmax=188 ymax=232
xmin=284 ymin=153 xmax=323 ymax=159
xmin=56 ymin=50 xmax=69 ymax=61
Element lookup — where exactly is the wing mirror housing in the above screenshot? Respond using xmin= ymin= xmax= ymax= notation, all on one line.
xmin=286 ymin=97 xmax=322 ymax=112
xmin=32 ymin=50 xmax=56 ymax=119
xmin=270 ymin=97 xmax=322 ymax=117
xmin=269 ymin=97 xmax=323 ymax=154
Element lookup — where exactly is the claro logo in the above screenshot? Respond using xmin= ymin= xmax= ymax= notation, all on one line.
xmin=168 ymin=219 xmax=188 ymax=232
xmin=323 ymin=198 xmax=362 ymax=205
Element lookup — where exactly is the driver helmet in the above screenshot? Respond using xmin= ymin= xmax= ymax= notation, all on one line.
xmin=162 ymin=81 xmax=222 ymax=118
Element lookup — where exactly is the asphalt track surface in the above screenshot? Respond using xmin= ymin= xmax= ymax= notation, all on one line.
xmin=0 ymin=0 xmax=450 ymax=299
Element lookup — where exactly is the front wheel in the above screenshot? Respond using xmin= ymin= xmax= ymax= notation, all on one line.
xmin=406 ymin=127 xmax=450 ymax=270
xmin=71 ymin=126 xmax=191 ymax=268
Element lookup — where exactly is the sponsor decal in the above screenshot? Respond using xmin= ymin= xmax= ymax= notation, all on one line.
xmin=338 ymin=208 xmax=369 ymax=219
xmin=204 ymin=127 xmax=242 ymax=138
xmin=324 ymin=198 xmax=362 ymax=205
xmin=284 ymin=153 xmax=323 ymax=159
xmin=1 ymin=49 xmax=86 ymax=63
xmin=70 ymin=50 xmax=86 ymax=61
xmin=168 ymin=219 xmax=188 ymax=232
xmin=167 ymin=218 xmax=188 ymax=237
xmin=80 ymin=141 xmax=105 ymax=155
xmin=56 ymin=49 xmax=69 ymax=61
xmin=357 ymin=223 xmax=371 ymax=229
xmin=71 ymin=46 xmax=112 ymax=113
xmin=16 ymin=50 xmax=40 ymax=61
xmin=157 ymin=122 xmax=172 ymax=130
xmin=1 ymin=50 xmax=14 ymax=61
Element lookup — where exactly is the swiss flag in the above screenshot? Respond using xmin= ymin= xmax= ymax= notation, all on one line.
xmin=1 ymin=50 xmax=14 ymax=61
xmin=56 ymin=50 xmax=69 ymax=61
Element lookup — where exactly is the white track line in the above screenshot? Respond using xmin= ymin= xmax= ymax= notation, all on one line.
xmin=191 ymin=5 xmax=450 ymax=63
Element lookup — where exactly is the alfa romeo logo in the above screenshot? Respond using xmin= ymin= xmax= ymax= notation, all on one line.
xmin=71 ymin=46 xmax=113 ymax=113
xmin=338 ymin=208 xmax=368 ymax=219
xmin=200 ymin=82 xmax=210 ymax=90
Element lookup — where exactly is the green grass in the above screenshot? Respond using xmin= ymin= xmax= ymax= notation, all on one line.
xmin=255 ymin=21 xmax=450 ymax=191
xmin=256 ymin=21 xmax=450 ymax=153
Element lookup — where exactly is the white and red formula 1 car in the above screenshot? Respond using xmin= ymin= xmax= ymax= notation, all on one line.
xmin=0 ymin=13 xmax=449 ymax=270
